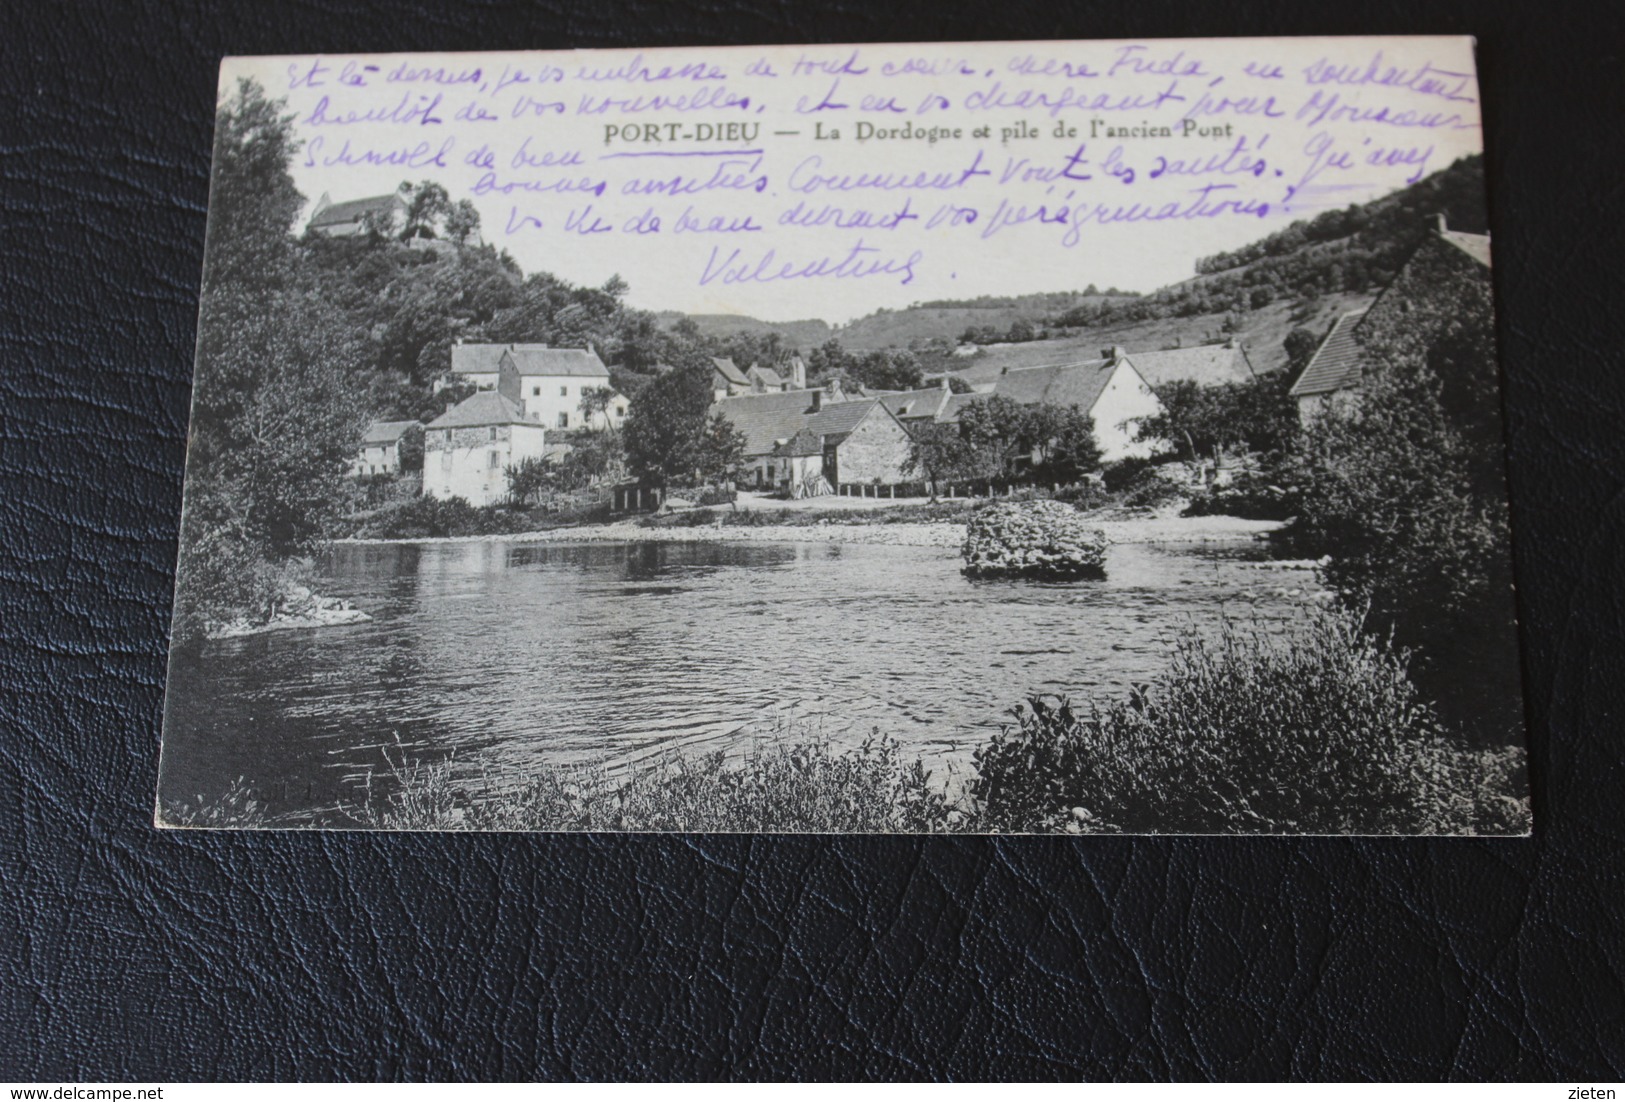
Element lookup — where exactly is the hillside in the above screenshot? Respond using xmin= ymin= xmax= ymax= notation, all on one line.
xmin=654 ymin=313 xmax=833 ymax=348
xmin=919 ymin=290 xmax=1377 ymax=381
xmin=655 ymin=156 xmax=1485 ymax=377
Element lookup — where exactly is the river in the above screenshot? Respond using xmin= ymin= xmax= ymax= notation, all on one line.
xmin=158 ymin=536 xmax=1311 ymax=821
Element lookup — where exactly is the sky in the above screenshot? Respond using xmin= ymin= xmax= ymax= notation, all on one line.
xmin=228 ymin=37 xmax=1485 ymax=323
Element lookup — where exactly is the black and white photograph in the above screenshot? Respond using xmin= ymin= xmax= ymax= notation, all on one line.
xmin=156 ymin=37 xmax=1529 ymax=834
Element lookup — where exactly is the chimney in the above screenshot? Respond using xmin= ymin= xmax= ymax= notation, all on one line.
xmin=810 ymin=390 xmax=823 ymax=412
xmin=1101 ymin=345 xmax=1126 ymax=362
xmin=1435 ymin=213 xmax=1449 ymax=235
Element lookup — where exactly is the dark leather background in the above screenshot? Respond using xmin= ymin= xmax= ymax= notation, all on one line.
xmin=3 ymin=0 xmax=1623 ymax=1081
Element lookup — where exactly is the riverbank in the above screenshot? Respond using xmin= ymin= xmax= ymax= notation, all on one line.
xmin=333 ymin=510 xmax=1285 ymax=550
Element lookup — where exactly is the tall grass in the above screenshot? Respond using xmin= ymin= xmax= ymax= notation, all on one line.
xmin=969 ymin=605 xmax=1529 ymax=835
xmin=162 ymin=608 xmax=1527 ymax=835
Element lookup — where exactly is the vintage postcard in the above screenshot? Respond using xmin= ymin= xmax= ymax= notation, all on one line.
xmin=158 ymin=36 xmax=1529 ymax=833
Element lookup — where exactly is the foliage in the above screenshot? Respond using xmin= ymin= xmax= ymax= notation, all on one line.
xmin=1182 ymin=467 xmax=1301 ymax=520
xmin=505 ymin=457 xmax=552 ymax=506
xmin=1135 ymin=373 xmax=1299 ymax=464
xmin=968 ymin=607 xmax=1529 ymax=835
xmin=696 ymin=412 xmax=747 ymax=485
xmin=805 ymin=339 xmax=924 ymax=391
xmin=1048 ymin=156 xmax=1486 ymax=328
xmin=1276 ymin=352 xmax=1516 ymax=734
xmin=621 ymin=359 xmax=715 ymax=489
xmin=962 ymin=501 xmax=1108 ymax=579
xmin=346 ymin=495 xmax=544 ymax=540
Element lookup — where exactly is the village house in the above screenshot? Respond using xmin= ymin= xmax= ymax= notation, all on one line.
xmin=712 ymin=387 xmax=915 ymax=494
xmin=1122 ymin=340 xmax=1256 ymax=389
xmin=351 ymin=420 xmax=420 ymax=478
xmin=932 ymin=340 xmax=1253 ymax=394
xmin=494 ymin=346 xmax=626 ymax=431
xmin=1290 ymin=310 xmax=1369 ymax=420
xmin=958 ymin=353 xmax=1165 ymax=463
xmin=306 ymin=192 xmax=407 ymax=239
xmin=1290 ymin=216 xmax=1492 ymax=419
xmin=422 ymin=391 xmax=549 ymax=507
xmin=710 ymin=357 xmax=752 ymax=400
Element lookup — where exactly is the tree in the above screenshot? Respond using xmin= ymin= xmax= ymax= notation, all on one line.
xmin=578 ymin=385 xmax=616 ymax=431
xmin=621 ymin=360 xmax=714 ymax=489
xmin=443 ymin=199 xmax=481 ymax=245
xmin=505 ymin=456 xmax=555 ymax=505
xmin=1026 ymin=405 xmax=1102 ymax=483
xmin=904 ymin=422 xmax=997 ymax=496
xmin=1284 ymin=326 xmax=1321 ymax=378
xmin=400 ymin=181 xmax=452 ymax=240
xmin=696 ymin=413 xmax=746 ymax=485
xmin=204 ymin=79 xmax=304 ymax=290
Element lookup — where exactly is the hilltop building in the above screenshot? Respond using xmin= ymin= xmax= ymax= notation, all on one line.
xmin=307 ymin=192 xmax=407 ymax=238
xmin=422 ymin=391 xmax=548 ymax=507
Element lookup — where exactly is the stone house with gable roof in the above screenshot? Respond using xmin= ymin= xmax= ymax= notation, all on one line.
xmin=423 ymin=391 xmax=549 ymax=506
xmin=712 ymin=388 xmax=914 ymax=493
xmin=352 ymin=419 xmax=420 ymax=478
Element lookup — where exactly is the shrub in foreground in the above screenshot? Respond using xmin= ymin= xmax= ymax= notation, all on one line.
xmin=969 ymin=606 xmax=1529 ymax=835
xmin=345 ymin=732 xmax=964 ymax=833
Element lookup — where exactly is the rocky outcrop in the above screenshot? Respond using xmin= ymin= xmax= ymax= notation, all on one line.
xmin=208 ymin=585 xmax=372 ymax=640
xmin=961 ymin=501 xmax=1108 ymax=579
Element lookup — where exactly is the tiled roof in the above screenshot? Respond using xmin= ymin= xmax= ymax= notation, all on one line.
xmin=748 ymin=364 xmax=785 ymax=388
xmin=712 ymin=357 xmax=751 ymax=386
xmin=936 ymin=393 xmax=985 ymax=424
xmin=309 ymin=194 xmax=403 ymax=227
xmin=360 ymin=419 xmax=419 ymax=445
xmin=805 ymin=399 xmax=880 ymax=444
xmin=1124 ymin=344 xmax=1255 ymax=388
xmin=1439 ymin=229 xmax=1492 ymax=268
xmin=450 ymin=343 xmax=547 ymax=377
xmin=773 ymin=429 xmax=824 ymax=457
xmin=712 ymin=389 xmax=822 ymax=455
xmin=712 ymin=391 xmax=893 ymax=455
xmin=428 ymin=391 xmax=533 ymax=429
xmin=503 ymin=347 xmax=610 ymax=377
xmin=990 ymin=360 xmax=1119 ymax=412
xmin=1290 ymin=310 xmax=1370 ymax=398
xmin=879 ymin=388 xmax=951 ymax=420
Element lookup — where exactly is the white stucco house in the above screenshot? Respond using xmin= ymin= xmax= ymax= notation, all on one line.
xmin=352 ymin=419 xmax=420 ymax=478
xmin=495 ymin=346 xmax=626 ymax=431
xmin=422 ymin=391 xmax=549 ymax=506
xmin=968 ymin=353 xmax=1165 ymax=462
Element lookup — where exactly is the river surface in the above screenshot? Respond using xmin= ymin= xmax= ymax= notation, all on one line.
xmin=159 ymin=537 xmax=1310 ymax=820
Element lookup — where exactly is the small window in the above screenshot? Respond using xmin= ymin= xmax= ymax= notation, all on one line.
xmin=560 ymin=386 xmax=569 ymax=397
xmin=532 ymin=386 xmax=541 ymax=397
xmin=489 ymin=451 xmax=500 ymax=469
xmin=489 ymin=427 xmax=497 ymax=441
xmin=616 ymin=405 xmax=626 ymax=417
xmin=557 ymin=412 xmax=569 ymax=428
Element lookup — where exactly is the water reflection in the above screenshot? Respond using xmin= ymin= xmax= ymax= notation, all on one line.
xmin=159 ymin=537 xmax=1303 ymax=820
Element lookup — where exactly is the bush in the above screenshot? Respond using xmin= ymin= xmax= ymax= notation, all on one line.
xmin=1183 ymin=468 xmax=1302 ymax=520
xmin=961 ymin=500 xmax=1108 ymax=579
xmin=968 ymin=606 xmax=1529 ymax=835
xmin=349 ymin=495 xmax=539 ymax=539
xmin=1100 ymin=456 xmax=1156 ymax=494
